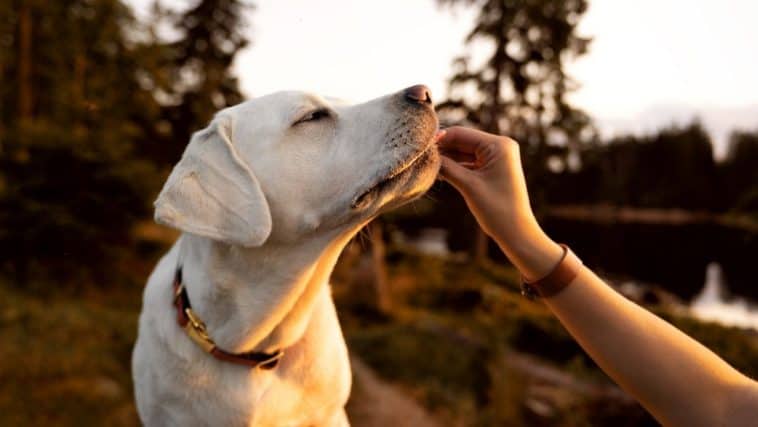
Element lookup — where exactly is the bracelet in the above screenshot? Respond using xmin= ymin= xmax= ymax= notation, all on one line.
xmin=521 ymin=244 xmax=583 ymax=300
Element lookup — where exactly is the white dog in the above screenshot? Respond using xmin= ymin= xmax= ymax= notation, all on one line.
xmin=132 ymin=86 xmax=440 ymax=426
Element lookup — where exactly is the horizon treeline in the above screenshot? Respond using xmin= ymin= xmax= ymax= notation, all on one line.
xmin=544 ymin=121 xmax=758 ymax=212
xmin=0 ymin=0 xmax=755 ymax=285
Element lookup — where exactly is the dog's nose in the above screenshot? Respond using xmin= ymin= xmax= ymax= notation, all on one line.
xmin=403 ymin=85 xmax=432 ymax=104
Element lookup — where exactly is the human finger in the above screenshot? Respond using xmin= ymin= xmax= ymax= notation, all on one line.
xmin=439 ymin=155 xmax=476 ymax=192
xmin=436 ymin=126 xmax=491 ymax=154
xmin=439 ymin=149 xmax=476 ymax=164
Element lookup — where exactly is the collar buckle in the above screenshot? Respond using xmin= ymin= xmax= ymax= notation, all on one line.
xmin=183 ymin=307 xmax=217 ymax=353
xmin=258 ymin=349 xmax=285 ymax=370
xmin=173 ymin=266 xmax=284 ymax=368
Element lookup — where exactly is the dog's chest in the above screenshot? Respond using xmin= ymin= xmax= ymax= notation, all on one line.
xmin=250 ymin=295 xmax=352 ymax=425
xmin=137 ymin=289 xmax=352 ymax=427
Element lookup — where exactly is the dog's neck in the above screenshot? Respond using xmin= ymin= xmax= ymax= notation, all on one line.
xmin=177 ymin=226 xmax=361 ymax=354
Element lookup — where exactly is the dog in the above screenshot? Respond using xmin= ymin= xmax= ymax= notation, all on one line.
xmin=132 ymin=85 xmax=440 ymax=426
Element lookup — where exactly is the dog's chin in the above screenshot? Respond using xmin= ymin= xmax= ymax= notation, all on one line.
xmin=351 ymin=145 xmax=440 ymax=216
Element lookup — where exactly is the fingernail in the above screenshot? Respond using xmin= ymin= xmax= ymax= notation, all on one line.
xmin=434 ymin=129 xmax=447 ymax=143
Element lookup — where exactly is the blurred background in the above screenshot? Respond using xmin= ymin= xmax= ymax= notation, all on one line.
xmin=1 ymin=0 xmax=756 ymax=425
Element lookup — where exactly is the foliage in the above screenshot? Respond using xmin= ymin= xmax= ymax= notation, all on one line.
xmin=0 ymin=1 xmax=755 ymax=426
xmin=438 ymin=0 xmax=593 ymax=171
xmin=0 ymin=282 xmax=141 ymax=426
xmin=720 ymin=130 xmax=758 ymax=213
xmin=0 ymin=0 xmax=251 ymax=285
xmin=541 ymin=122 xmax=758 ymax=214
xmin=148 ymin=0 xmax=251 ymax=166
xmin=4 ymin=246 xmax=756 ymax=426
xmin=544 ymin=121 xmax=717 ymax=209
xmin=434 ymin=0 xmax=595 ymax=258
xmin=434 ymin=0 xmax=756 ymax=219
xmin=0 ymin=0 xmax=162 ymax=283
xmin=337 ymin=247 xmax=758 ymax=426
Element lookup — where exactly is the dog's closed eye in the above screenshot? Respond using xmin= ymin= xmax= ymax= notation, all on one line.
xmin=293 ymin=108 xmax=331 ymax=126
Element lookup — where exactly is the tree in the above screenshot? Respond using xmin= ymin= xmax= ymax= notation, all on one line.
xmin=16 ymin=0 xmax=32 ymax=121
xmin=368 ymin=221 xmax=392 ymax=314
xmin=721 ymin=130 xmax=758 ymax=213
xmin=151 ymin=0 xmax=251 ymax=166
xmin=438 ymin=0 xmax=592 ymax=259
xmin=0 ymin=0 xmax=254 ymax=285
xmin=545 ymin=121 xmax=719 ymax=211
xmin=0 ymin=0 xmax=163 ymax=284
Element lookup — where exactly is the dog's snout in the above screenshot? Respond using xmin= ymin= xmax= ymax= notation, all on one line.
xmin=403 ymin=85 xmax=432 ymax=105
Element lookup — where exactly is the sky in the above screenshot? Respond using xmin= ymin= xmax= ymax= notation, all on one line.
xmin=129 ymin=0 xmax=758 ymax=159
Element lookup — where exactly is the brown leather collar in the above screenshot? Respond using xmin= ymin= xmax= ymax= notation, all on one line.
xmin=173 ymin=267 xmax=283 ymax=369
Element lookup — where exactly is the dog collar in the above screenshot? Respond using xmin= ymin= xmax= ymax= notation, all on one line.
xmin=172 ymin=267 xmax=283 ymax=369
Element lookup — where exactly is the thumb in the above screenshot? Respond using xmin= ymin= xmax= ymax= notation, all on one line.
xmin=440 ymin=155 xmax=475 ymax=194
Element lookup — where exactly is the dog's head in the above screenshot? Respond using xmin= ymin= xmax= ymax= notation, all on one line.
xmin=154 ymin=86 xmax=440 ymax=246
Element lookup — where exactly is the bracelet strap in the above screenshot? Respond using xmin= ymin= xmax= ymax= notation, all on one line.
xmin=521 ymin=244 xmax=583 ymax=300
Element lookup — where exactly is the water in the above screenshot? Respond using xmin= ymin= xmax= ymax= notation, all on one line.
xmin=542 ymin=219 xmax=758 ymax=329
xmin=391 ymin=211 xmax=758 ymax=329
xmin=691 ymin=263 xmax=758 ymax=330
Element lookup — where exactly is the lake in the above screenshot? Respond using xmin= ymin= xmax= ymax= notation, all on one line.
xmin=542 ymin=219 xmax=758 ymax=329
xmin=395 ymin=214 xmax=758 ymax=330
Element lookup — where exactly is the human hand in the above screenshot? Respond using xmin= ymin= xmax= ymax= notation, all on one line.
xmin=436 ymin=126 xmax=562 ymax=280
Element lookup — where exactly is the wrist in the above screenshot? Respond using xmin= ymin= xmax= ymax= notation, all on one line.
xmin=493 ymin=215 xmax=563 ymax=281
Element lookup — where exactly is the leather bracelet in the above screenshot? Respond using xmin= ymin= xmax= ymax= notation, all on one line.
xmin=521 ymin=244 xmax=583 ymax=300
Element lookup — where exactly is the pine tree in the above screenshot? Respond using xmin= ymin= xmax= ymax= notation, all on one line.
xmin=157 ymin=0 xmax=251 ymax=165
xmin=0 ymin=0 xmax=161 ymax=283
xmin=440 ymin=0 xmax=592 ymax=151
xmin=721 ymin=131 xmax=758 ymax=212
xmin=0 ymin=0 xmax=253 ymax=284
xmin=439 ymin=0 xmax=593 ymax=259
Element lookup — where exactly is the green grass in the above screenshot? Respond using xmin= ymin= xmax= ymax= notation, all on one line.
xmin=337 ymin=247 xmax=758 ymax=425
xmin=0 ymin=283 xmax=141 ymax=426
xmin=1 ymin=246 xmax=757 ymax=426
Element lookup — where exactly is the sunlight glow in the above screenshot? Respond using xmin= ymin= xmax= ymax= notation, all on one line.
xmin=128 ymin=0 xmax=758 ymax=157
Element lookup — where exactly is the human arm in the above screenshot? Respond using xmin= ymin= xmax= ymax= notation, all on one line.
xmin=437 ymin=126 xmax=758 ymax=426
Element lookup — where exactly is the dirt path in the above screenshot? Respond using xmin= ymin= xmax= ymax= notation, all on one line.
xmin=346 ymin=356 xmax=442 ymax=427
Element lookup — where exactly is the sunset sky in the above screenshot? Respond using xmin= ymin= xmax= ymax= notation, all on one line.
xmin=130 ymin=0 xmax=758 ymax=158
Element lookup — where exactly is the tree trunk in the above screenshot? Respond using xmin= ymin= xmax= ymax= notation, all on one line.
xmin=369 ymin=221 xmax=391 ymax=313
xmin=0 ymin=47 xmax=5 ymax=142
xmin=74 ymin=53 xmax=86 ymax=104
xmin=17 ymin=3 xmax=33 ymax=121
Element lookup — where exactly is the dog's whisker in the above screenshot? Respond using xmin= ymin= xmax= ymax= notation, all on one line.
xmin=357 ymin=225 xmax=371 ymax=250
xmin=423 ymin=193 xmax=438 ymax=203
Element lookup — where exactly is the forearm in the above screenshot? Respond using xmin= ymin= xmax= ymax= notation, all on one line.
xmin=547 ymin=265 xmax=748 ymax=426
xmin=497 ymin=229 xmax=755 ymax=426
xmin=437 ymin=126 xmax=758 ymax=425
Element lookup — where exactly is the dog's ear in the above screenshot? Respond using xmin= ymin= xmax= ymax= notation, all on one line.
xmin=154 ymin=116 xmax=272 ymax=247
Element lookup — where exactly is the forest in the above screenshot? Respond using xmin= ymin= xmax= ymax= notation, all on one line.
xmin=1 ymin=1 xmax=756 ymax=425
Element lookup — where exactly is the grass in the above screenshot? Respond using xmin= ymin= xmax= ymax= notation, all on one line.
xmin=0 ymin=282 xmax=142 ymax=426
xmin=335 ymin=246 xmax=758 ymax=425
xmin=1 ymin=244 xmax=756 ymax=426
